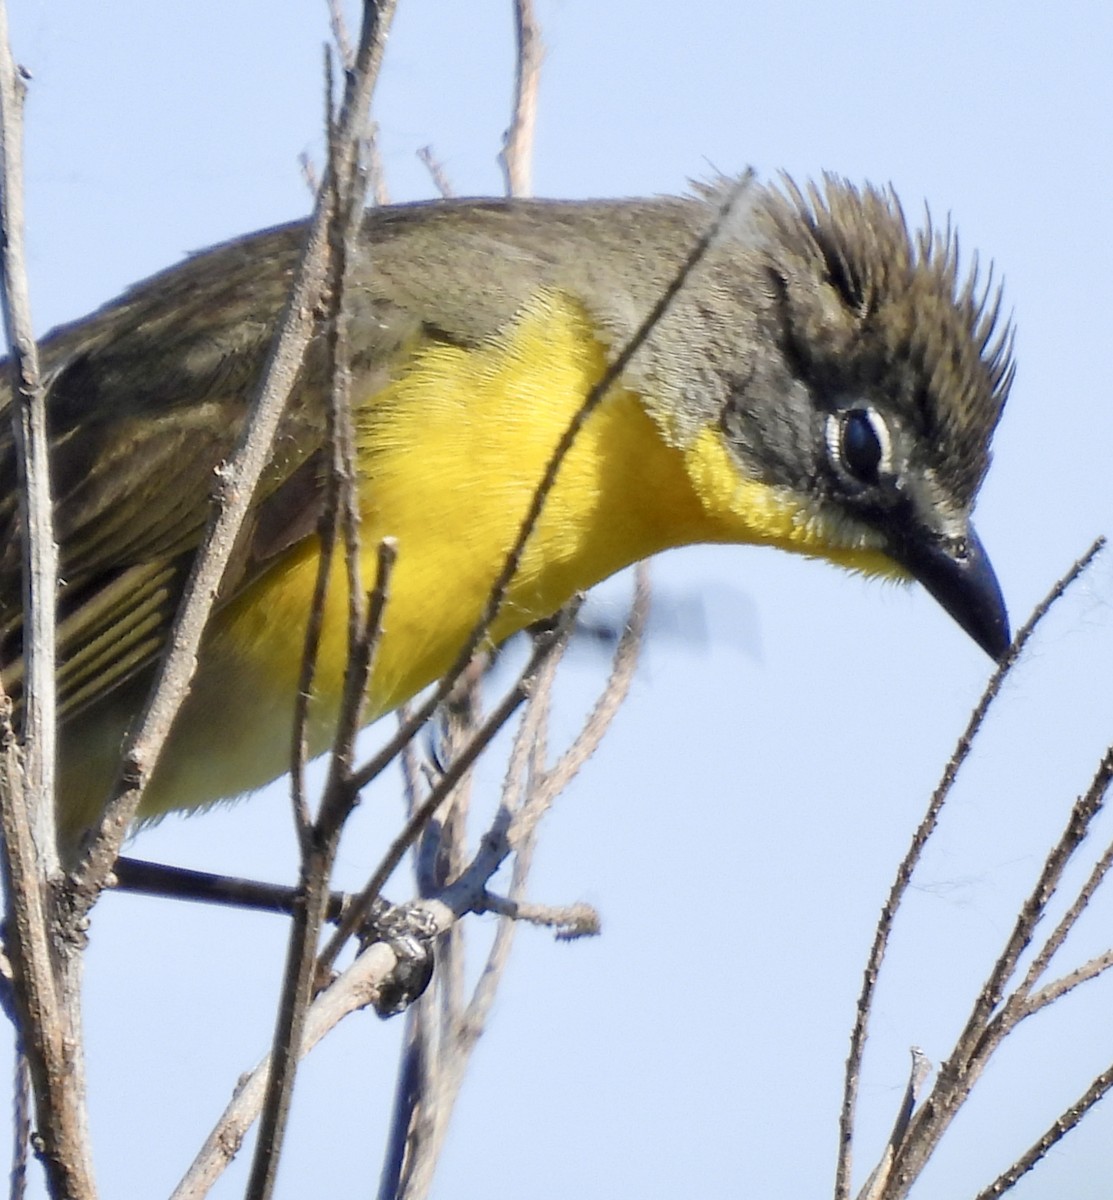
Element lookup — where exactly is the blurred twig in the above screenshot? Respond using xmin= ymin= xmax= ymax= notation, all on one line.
xmin=500 ymin=0 xmax=543 ymax=197
xmin=9 ymin=1049 xmax=28 ymax=1200
xmin=380 ymin=564 xmax=649 ymax=1200
xmin=417 ymin=146 xmax=454 ymax=199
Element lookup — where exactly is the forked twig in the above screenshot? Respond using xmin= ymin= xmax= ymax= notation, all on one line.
xmin=837 ymin=536 xmax=1106 ymax=1200
xmin=885 ymin=742 xmax=1113 ymax=1193
xmin=243 ymin=4 xmax=398 ymax=1198
xmin=321 ymin=182 xmax=752 ymax=973
xmin=338 ymin=172 xmax=755 ymax=812
xmin=378 ymin=567 xmax=649 ymax=1200
xmin=317 ymin=617 xmax=575 ymax=973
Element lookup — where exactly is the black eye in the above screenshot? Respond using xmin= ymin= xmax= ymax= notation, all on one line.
xmin=839 ymin=408 xmax=884 ymax=483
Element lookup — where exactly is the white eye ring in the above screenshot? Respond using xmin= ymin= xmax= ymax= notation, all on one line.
xmin=825 ymin=406 xmax=893 ymax=484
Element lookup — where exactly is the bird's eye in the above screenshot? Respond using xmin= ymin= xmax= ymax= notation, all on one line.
xmin=836 ymin=408 xmax=887 ymax=484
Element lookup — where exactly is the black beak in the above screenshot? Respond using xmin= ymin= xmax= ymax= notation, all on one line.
xmin=890 ymin=525 xmax=1010 ymax=661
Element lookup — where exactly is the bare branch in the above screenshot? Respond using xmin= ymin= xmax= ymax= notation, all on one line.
xmin=9 ymin=1049 xmax=28 ymax=1200
xmin=835 ymin=536 xmax=1106 ymax=1200
xmin=1022 ymin=947 xmax=1113 ymax=1015
xmin=516 ymin=562 xmax=651 ymax=816
xmin=0 ymin=39 xmax=55 ymax=864
xmin=243 ymin=4 xmax=399 ymax=1196
xmin=180 ymin=706 xmax=621 ymax=1200
xmin=171 ymin=941 xmax=401 ymax=1200
xmin=964 ymin=746 xmax=1113 ymax=1046
xmin=366 ymin=123 xmax=389 ymax=207
xmin=500 ymin=0 xmax=544 ymax=197
xmin=856 ymin=1049 xmax=931 ymax=1200
xmin=885 ymin=744 xmax=1113 ymax=1191
xmin=1012 ymin=833 xmax=1113 ymax=1008
xmin=383 ymin=568 xmax=646 ymax=1199
xmin=477 ymin=891 xmax=600 ymax=938
xmin=973 ymin=1062 xmax=1113 ymax=1199
xmin=317 ymin=616 xmax=575 ymax=973
xmin=341 ymin=174 xmax=755 ymax=808
xmin=416 ymin=146 xmax=454 ymax=199
xmin=326 ymin=0 xmax=355 ymax=68
xmin=0 ymin=10 xmax=100 ymax=1195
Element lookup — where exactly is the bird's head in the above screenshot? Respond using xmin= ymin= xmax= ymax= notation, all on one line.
xmin=714 ymin=176 xmax=1014 ymax=659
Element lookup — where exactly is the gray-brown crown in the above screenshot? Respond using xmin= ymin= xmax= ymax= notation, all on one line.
xmin=756 ymin=175 xmax=1015 ymax=507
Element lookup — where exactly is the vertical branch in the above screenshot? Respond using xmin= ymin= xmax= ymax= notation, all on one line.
xmin=243 ymin=4 xmax=398 ymax=1197
xmin=0 ymin=6 xmax=98 ymax=1196
xmin=499 ymin=0 xmax=543 ymax=198
xmin=9 ymin=1048 xmax=29 ymax=1200
xmin=65 ymin=0 xmax=396 ymax=918
xmin=0 ymin=56 xmax=56 ymax=862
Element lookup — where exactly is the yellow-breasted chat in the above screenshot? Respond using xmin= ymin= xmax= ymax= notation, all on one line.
xmin=0 ymin=175 xmax=1012 ymax=844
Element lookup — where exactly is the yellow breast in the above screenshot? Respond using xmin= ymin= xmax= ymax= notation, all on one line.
xmin=62 ymin=291 xmax=894 ymax=832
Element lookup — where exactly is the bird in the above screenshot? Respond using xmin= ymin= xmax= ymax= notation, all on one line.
xmin=0 ymin=174 xmax=1013 ymax=847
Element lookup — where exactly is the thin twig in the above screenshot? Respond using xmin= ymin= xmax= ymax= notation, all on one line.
xmin=326 ymin=0 xmax=355 ymax=68
xmin=1022 ymin=947 xmax=1113 ymax=1015
xmin=389 ymin=573 xmax=646 ymax=1199
xmin=0 ymin=32 xmax=55 ymax=867
xmin=416 ymin=146 xmax=454 ymax=199
xmin=65 ymin=0 xmax=396 ymax=914
xmin=835 ymin=536 xmax=1106 ymax=1200
xmin=0 ymin=12 xmax=98 ymax=1197
xmin=317 ymin=618 xmax=574 ymax=973
xmin=886 ymin=743 xmax=1113 ymax=1192
xmin=247 ymin=539 xmax=396 ymax=1200
xmin=477 ymin=891 xmax=600 ymax=938
xmin=366 ymin=122 xmax=389 ymax=207
xmin=110 ymin=857 xmax=350 ymax=921
xmin=375 ymin=620 xmax=568 ymax=1198
xmin=856 ymin=1049 xmax=931 ymax=1200
xmin=288 ymin=48 xmax=350 ymax=849
xmin=387 ymin=641 xmax=568 ymax=1200
xmin=171 ymin=940 xmax=401 ymax=1200
xmin=514 ymin=562 xmax=651 ymax=820
xmin=288 ymin=503 xmax=338 ymax=841
xmin=376 ymin=1010 xmax=428 ymax=1200
xmin=500 ymin=0 xmax=543 ymax=198
xmin=473 ymin=569 xmax=649 ymax=993
xmin=341 ymin=174 xmax=755 ymax=807
xmin=70 ymin=218 xmax=326 ymax=903
xmin=972 ymin=1061 xmax=1113 ymax=1199
xmin=9 ymin=1049 xmax=28 ymax=1200
xmin=1012 ymin=834 xmax=1113 ymax=1008
xmin=178 ymin=711 xmax=609 ymax=1200
xmin=962 ymin=746 xmax=1113 ymax=1055
xmin=242 ymin=4 xmax=398 ymax=1197
xmin=376 ymin=1017 xmax=422 ymax=1200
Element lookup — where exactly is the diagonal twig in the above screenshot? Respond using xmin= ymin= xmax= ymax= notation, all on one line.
xmin=835 ymin=536 xmax=1106 ymax=1200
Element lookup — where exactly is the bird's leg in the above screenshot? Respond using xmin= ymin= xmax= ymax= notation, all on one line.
xmin=109 ymin=856 xmax=437 ymax=1014
xmin=110 ymin=856 xmax=353 ymax=922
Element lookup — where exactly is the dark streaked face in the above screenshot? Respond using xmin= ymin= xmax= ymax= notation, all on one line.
xmin=722 ymin=177 xmax=1013 ymax=657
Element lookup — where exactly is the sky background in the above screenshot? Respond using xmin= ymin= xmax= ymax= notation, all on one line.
xmin=5 ymin=2 xmax=1113 ymax=1197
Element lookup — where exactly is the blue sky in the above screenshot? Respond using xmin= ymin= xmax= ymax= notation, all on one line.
xmin=7 ymin=2 xmax=1113 ymax=1197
